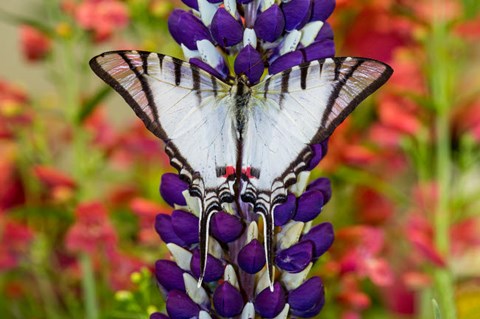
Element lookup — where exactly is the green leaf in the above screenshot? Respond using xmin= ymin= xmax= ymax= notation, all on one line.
xmin=77 ymin=86 xmax=112 ymax=123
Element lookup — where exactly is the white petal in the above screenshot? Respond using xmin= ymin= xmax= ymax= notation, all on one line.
xmin=198 ymin=0 xmax=219 ymax=26
xmin=182 ymin=189 xmax=201 ymax=217
xmin=197 ymin=39 xmax=224 ymax=69
xmin=289 ymin=171 xmax=310 ymax=196
xmin=224 ymin=0 xmax=238 ymax=17
xmin=279 ymin=30 xmax=302 ymax=55
xmin=243 ymin=28 xmax=257 ymax=48
xmin=261 ymin=0 xmax=275 ymax=11
xmin=273 ymin=304 xmax=290 ymax=319
xmin=300 ymin=21 xmax=324 ymax=47
xmin=208 ymin=236 xmax=224 ymax=259
xmin=199 ymin=311 xmax=212 ymax=319
xmin=166 ymin=243 xmax=192 ymax=271
xmin=224 ymin=264 xmax=240 ymax=289
xmin=277 ymin=221 xmax=305 ymax=250
xmin=181 ymin=43 xmax=200 ymax=60
xmin=255 ymin=268 xmax=270 ymax=295
xmin=246 ymin=221 xmax=259 ymax=243
xmin=184 ymin=273 xmax=210 ymax=306
xmin=241 ymin=302 xmax=255 ymax=319
xmin=281 ymin=262 xmax=312 ymax=290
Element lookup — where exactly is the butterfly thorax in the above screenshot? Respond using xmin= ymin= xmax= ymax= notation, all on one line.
xmin=231 ymin=74 xmax=252 ymax=135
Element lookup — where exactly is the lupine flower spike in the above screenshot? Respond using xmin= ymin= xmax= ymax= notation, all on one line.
xmin=166 ymin=0 xmax=336 ymax=292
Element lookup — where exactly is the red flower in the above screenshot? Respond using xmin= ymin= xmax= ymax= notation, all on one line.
xmin=0 ymin=160 xmax=25 ymax=213
xmin=130 ymin=197 xmax=167 ymax=245
xmin=0 ymin=218 xmax=34 ymax=270
xmin=355 ymin=187 xmax=394 ymax=225
xmin=75 ymin=0 xmax=129 ymax=42
xmin=33 ymin=165 xmax=76 ymax=202
xmin=19 ymin=25 xmax=51 ymax=62
xmin=65 ymin=201 xmax=118 ymax=255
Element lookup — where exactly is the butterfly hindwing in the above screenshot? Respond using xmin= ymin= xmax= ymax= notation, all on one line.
xmin=90 ymin=50 xmax=237 ymax=283
xmin=244 ymin=57 xmax=393 ymax=284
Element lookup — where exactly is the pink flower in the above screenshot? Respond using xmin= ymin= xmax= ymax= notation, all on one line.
xmin=130 ymin=197 xmax=167 ymax=245
xmin=75 ymin=0 xmax=129 ymax=42
xmin=19 ymin=25 xmax=51 ymax=62
xmin=65 ymin=202 xmax=117 ymax=255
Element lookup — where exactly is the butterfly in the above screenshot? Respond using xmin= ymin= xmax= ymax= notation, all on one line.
xmin=90 ymin=51 xmax=393 ymax=288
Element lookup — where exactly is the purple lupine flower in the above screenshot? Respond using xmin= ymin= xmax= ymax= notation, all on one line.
xmin=152 ymin=1 xmax=337 ymax=318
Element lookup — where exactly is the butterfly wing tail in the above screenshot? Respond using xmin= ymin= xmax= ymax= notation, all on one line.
xmin=257 ymin=206 xmax=276 ymax=291
xmin=197 ymin=208 xmax=216 ymax=287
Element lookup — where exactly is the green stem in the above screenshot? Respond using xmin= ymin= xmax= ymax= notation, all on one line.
xmin=80 ymin=254 xmax=99 ymax=319
xmin=429 ymin=1 xmax=456 ymax=318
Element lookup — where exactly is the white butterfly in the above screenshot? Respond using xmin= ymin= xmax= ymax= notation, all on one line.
xmin=90 ymin=51 xmax=392 ymax=288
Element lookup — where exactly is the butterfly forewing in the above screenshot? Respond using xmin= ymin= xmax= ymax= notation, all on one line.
xmin=243 ymin=57 xmax=393 ymax=284
xmin=90 ymin=51 xmax=238 ymax=284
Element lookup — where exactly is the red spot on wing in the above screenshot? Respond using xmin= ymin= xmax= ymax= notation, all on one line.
xmin=223 ymin=166 xmax=236 ymax=178
xmin=242 ymin=167 xmax=255 ymax=179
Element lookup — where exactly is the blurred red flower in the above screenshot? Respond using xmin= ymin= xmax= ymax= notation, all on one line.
xmin=130 ymin=197 xmax=167 ymax=245
xmin=74 ymin=0 xmax=130 ymax=42
xmin=19 ymin=25 xmax=52 ymax=62
xmin=0 ymin=160 xmax=25 ymax=213
xmin=65 ymin=201 xmax=117 ymax=255
xmin=0 ymin=218 xmax=34 ymax=270
xmin=33 ymin=165 xmax=76 ymax=202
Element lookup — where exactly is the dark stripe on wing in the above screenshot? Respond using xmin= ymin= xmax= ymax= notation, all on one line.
xmin=279 ymin=69 xmax=291 ymax=108
xmin=191 ymin=66 xmax=202 ymax=105
xmin=299 ymin=62 xmax=310 ymax=90
xmin=174 ymin=59 xmax=183 ymax=86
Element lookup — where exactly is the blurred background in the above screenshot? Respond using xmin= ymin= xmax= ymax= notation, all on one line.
xmin=1 ymin=0 xmax=480 ymax=318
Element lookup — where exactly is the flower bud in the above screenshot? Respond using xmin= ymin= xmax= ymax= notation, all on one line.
xmin=181 ymin=0 xmax=199 ymax=10
xmin=210 ymin=8 xmax=244 ymax=47
xmin=274 ymin=193 xmax=297 ymax=226
xmin=211 ymin=211 xmax=244 ymax=243
xmin=234 ymin=45 xmax=264 ymax=84
xmin=288 ymin=277 xmax=325 ymax=317
xmin=294 ymin=190 xmax=324 ymax=222
xmin=171 ymin=210 xmax=199 ymax=245
xmin=306 ymin=177 xmax=332 ymax=204
xmin=160 ymin=173 xmax=188 ymax=207
xmin=301 ymin=222 xmax=334 ymax=258
xmin=255 ymin=282 xmax=286 ymax=318
xmin=213 ymin=282 xmax=244 ymax=317
xmin=155 ymin=260 xmax=185 ymax=291
xmin=237 ymin=239 xmax=266 ymax=273
xmin=311 ymin=0 xmax=335 ymax=22
xmin=155 ymin=214 xmax=187 ymax=247
xmin=307 ymin=140 xmax=328 ymax=170
xmin=275 ymin=241 xmax=313 ymax=272
xmin=303 ymin=22 xmax=335 ymax=61
xmin=168 ymin=10 xmax=212 ymax=50
xmin=282 ymin=0 xmax=312 ymax=31
xmin=166 ymin=290 xmax=199 ymax=319
xmin=254 ymin=4 xmax=285 ymax=42
xmin=190 ymin=249 xmax=224 ymax=282
xmin=150 ymin=312 xmax=169 ymax=319
xmin=269 ymin=50 xmax=304 ymax=75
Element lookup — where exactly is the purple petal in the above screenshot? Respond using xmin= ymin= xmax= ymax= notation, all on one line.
xmin=213 ymin=282 xmax=244 ymax=317
xmin=311 ymin=0 xmax=336 ymax=22
xmin=166 ymin=290 xmax=199 ymax=319
xmin=294 ymin=190 xmax=324 ymax=222
xmin=150 ymin=313 xmax=169 ymax=319
xmin=254 ymin=282 xmax=286 ymax=318
xmin=275 ymin=241 xmax=313 ymax=272
xmin=160 ymin=173 xmax=188 ymax=207
xmin=207 ymin=0 xmax=223 ymax=3
xmin=171 ymin=210 xmax=199 ymax=245
xmin=269 ymin=50 xmax=304 ymax=75
xmin=234 ymin=45 xmax=265 ymax=84
xmin=306 ymin=177 xmax=331 ymax=204
xmin=254 ymin=4 xmax=285 ymax=42
xmin=211 ymin=8 xmax=244 ymax=47
xmin=237 ymin=239 xmax=266 ymax=274
xmin=190 ymin=249 xmax=224 ymax=282
xmin=168 ymin=10 xmax=212 ymax=50
xmin=288 ymin=277 xmax=325 ymax=317
xmin=307 ymin=141 xmax=328 ymax=170
xmin=237 ymin=0 xmax=253 ymax=3
xmin=181 ymin=0 xmax=198 ymax=10
xmin=301 ymin=222 xmax=334 ymax=258
xmin=282 ymin=0 xmax=312 ymax=31
xmin=211 ymin=211 xmax=244 ymax=243
xmin=155 ymin=260 xmax=185 ymax=292
xmin=189 ymin=58 xmax=229 ymax=80
xmin=303 ymin=23 xmax=335 ymax=61
xmin=274 ymin=193 xmax=297 ymax=226
xmin=155 ymin=214 xmax=187 ymax=247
